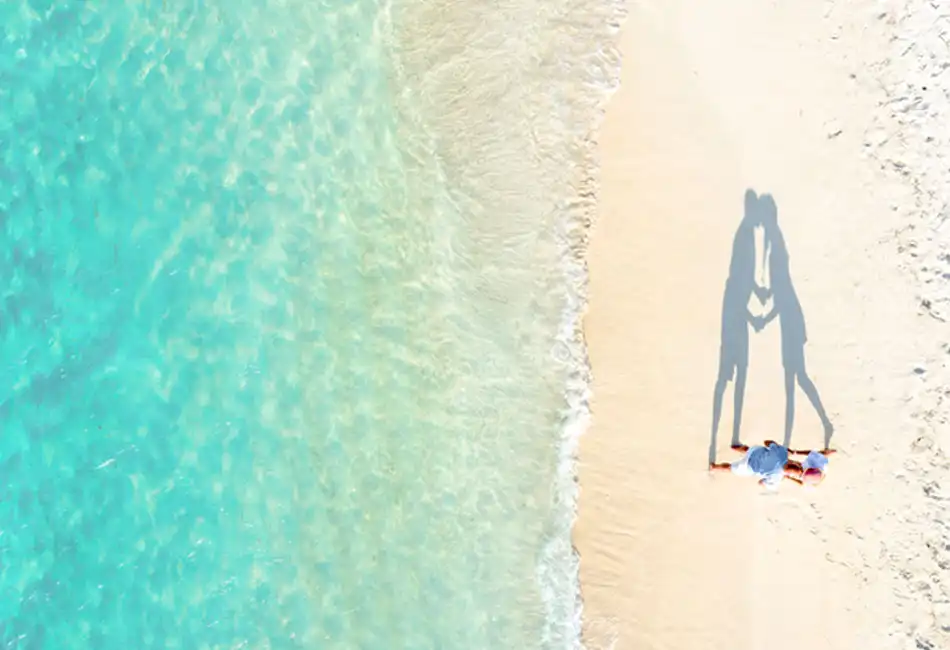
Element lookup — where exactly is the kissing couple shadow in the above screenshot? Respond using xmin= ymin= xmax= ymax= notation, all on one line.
xmin=708 ymin=189 xmax=833 ymax=464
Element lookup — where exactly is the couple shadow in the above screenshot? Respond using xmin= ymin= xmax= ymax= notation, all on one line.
xmin=709 ymin=190 xmax=833 ymax=464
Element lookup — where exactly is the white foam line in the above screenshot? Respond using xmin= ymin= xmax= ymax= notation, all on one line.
xmin=540 ymin=3 xmax=627 ymax=647
xmin=381 ymin=0 xmax=628 ymax=642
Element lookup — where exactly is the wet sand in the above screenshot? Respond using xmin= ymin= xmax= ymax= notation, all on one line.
xmin=576 ymin=2 xmax=950 ymax=649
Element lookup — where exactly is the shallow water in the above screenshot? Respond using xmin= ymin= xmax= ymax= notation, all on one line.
xmin=0 ymin=1 xmax=620 ymax=648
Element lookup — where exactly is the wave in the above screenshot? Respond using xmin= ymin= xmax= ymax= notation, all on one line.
xmin=382 ymin=0 xmax=627 ymax=645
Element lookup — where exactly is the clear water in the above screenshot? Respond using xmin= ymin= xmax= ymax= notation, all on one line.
xmin=0 ymin=1 xmax=619 ymax=648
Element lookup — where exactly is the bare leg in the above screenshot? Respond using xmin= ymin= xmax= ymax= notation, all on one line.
xmin=783 ymin=368 xmax=796 ymax=447
xmin=709 ymin=462 xmax=733 ymax=471
xmin=731 ymin=363 xmax=748 ymax=447
xmin=710 ymin=376 xmax=728 ymax=464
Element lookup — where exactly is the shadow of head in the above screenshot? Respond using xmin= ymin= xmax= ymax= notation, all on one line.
xmin=756 ymin=192 xmax=790 ymax=288
xmin=744 ymin=188 xmax=758 ymax=216
xmin=758 ymin=192 xmax=778 ymax=230
xmin=728 ymin=189 xmax=764 ymax=283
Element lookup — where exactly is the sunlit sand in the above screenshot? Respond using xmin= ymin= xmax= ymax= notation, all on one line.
xmin=577 ymin=1 xmax=950 ymax=648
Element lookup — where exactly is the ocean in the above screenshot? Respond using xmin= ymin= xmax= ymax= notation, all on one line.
xmin=0 ymin=1 xmax=621 ymax=648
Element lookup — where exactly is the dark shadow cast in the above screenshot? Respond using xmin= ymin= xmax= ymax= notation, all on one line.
xmin=709 ymin=189 xmax=761 ymax=464
xmin=756 ymin=193 xmax=834 ymax=449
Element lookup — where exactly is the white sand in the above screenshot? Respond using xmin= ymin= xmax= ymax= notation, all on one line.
xmin=577 ymin=1 xmax=950 ymax=648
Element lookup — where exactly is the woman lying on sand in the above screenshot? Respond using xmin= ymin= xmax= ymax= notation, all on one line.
xmin=710 ymin=440 xmax=835 ymax=488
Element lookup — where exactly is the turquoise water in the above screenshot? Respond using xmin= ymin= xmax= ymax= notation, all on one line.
xmin=0 ymin=1 xmax=603 ymax=648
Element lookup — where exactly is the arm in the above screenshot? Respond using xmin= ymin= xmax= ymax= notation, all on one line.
xmin=748 ymin=310 xmax=769 ymax=333
xmin=757 ymin=475 xmax=801 ymax=487
xmin=763 ymin=439 xmax=800 ymax=452
xmin=763 ymin=440 xmax=836 ymax=456
xmin=753 ymin=283 xmax=772 ymax=304
xmin=763 ymin=439 xmax=811 ymax=456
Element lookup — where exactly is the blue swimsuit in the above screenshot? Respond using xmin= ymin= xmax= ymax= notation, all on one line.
xmin=731 ymin=442 xmax=789 ymax=487
xmin=745 ymin=442 xmax=789 ymax=474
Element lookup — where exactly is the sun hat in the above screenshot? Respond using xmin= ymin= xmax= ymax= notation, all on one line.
xmin=801 ymin=451 xmax=829 ymax=485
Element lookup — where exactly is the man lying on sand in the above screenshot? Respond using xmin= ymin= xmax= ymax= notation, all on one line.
xmin=710 ymin=440 xmax=835 ymax=488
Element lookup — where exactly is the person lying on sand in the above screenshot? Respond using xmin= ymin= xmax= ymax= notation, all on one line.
xmin=709 ymin=440 xmax=835 ymax=488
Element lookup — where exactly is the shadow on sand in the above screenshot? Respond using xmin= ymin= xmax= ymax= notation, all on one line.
xmin=708 ymin=190 xmax=833 ymax=464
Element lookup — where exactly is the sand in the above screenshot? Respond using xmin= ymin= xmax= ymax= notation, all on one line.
xmin=576 ymin=2 xmax=950 ymax=649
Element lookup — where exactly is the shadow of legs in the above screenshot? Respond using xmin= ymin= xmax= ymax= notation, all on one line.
xmin=710 ymin=376 xmax=728 ymax=464
xmin=783 ymin=368 xmax=795 ymax=447
xmin=823 ymin=425 xmax=834 ymax=450
xmin=798 ymin=371 xmax=833 ymax=447
xmin=731 ymin=364 xmax=747 ymax=447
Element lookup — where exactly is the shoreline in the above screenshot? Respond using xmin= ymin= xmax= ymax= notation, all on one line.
xmin=383 ymin=0 xmax=626 ymax=644
xmin=577 ymin=2 xmax=948 ymax=648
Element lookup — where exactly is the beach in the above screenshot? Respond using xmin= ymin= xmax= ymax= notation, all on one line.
xmin=5 ymin=1 xmax=950 ymax=648
xmin=577 ymin=2 xmax=950 ymax=649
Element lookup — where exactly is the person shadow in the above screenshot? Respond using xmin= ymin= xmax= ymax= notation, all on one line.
xmin=754 ymin=193 xmax=834 ymax=449
xmin=709 ymin=190 xmax=835 ymax=465
xmin=709 ymin=189 xmax=761 ymax=464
